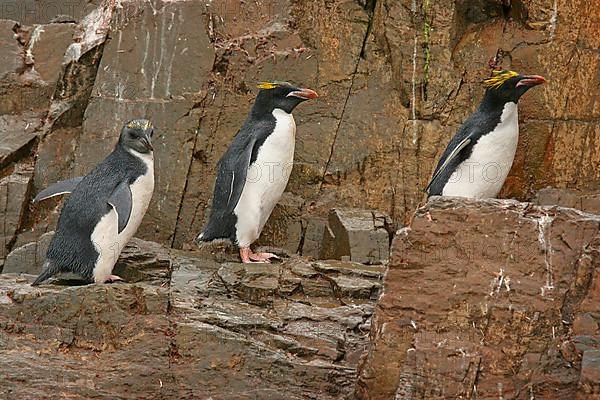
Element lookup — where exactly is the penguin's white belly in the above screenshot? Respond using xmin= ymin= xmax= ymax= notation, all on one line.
xmin=443 ymin=102 xmax=519 ymax=199
xmin=119 ymin=153 xmax=154 ymax=248
xmin=234 ymin=108 xmax=296 ymax=247
xmin=90 ymin=209 xmax=119 ymax=283
xmin=91 ymin=152 xmax=154 ymax=283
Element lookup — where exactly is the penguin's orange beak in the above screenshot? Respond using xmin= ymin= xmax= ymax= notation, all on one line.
xmin=516 ymin=75 xmax=546 ymax=87
xmin=287 ymin=88 xmax=319 ymax=100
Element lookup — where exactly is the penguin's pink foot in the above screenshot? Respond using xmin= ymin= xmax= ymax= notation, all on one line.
xmin=249 ymin=252 xmax=279 ymax=262
xmin=104 ymin=275 xmax=123 ymax=283
xmin=239 ymin=248 xmax=279 ymax=263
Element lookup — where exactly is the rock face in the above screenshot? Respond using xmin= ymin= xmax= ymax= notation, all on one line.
xmin=0 ymin=1 xmax=598 ymax=398
xmin=4 ymin=199 xmax=598 ymax=398
xmin=2 ymin=231 xmax=53 ymax=274
xmin=535 ymin=187 xmax=600 ymax=216
xmin=0 ymin=240 xmax=383 ymax=399
xmin=320 ymin=208 xmax=393 ymax=264
xmin=357 ymin=197 xmax=600 ymax=399
xmin=0 ymin=0 xmax=598 ymax=265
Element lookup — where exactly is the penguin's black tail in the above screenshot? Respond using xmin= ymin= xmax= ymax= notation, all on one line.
xmin=196 ymin=213 xmax=236 ymax=245
xmin=195 ymin=221 xmax=223 ymax=244
xmin=194 ymin=231 xmax=206 ymax=244
xmin=31 ymin=261 xmax=58 ymax=286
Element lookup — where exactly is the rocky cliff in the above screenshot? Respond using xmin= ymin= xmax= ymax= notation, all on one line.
xmin=1 ymin=241 xmax=383 ymax=399
xmin=0 ymin=0 xmax=598 ymax=399
xmin=2 ymin=198 xmax=599 ymax=399
xmin=358 ymin=197 xmax=600 ymax=399
xmin=0 ymin=0 xmax=598 ymax=257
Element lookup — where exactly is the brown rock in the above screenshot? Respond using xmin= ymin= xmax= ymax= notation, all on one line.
xmin=2 ymin=1 xmax=101 ymax=25
xmin=573 ymin=312 xmax=600 ymax=336
xmin=0 ymin=19 xmax=76 ymax=116
xmin=0 ymin=274 xmax=172 ymax=399
xmin=113 ymin=237 xmax=171 ymax=284
xmin=575 ymin=336 xmax=600 ymax=355
xmin=0 ymin=114 xmax=43 ymax=170
xmin=330 ymin=273 xmax=381 ymax=300
xmin=2 ymin=231 xmax=53 ymax=275
xmin=27 ymin=23 xmax=76 ymax=85
xmin=535 ymin=187 xmax=600 ymax=216
xmin=580 ymin=350 xmax=600 ymax=392
xmin=169 ymin=250 xmax=381 ymax=398
xmin=0 ymin=161 xmax=33 ymax=264
xmin=301 ymin=216 xmax=327 ymax=258
xmin=0 ymin=0 xmax=597 ymax=254
xmin=357 ymin=197 xmax=600 ymax=399
xmin=0 ymin=20 xmax=23 ymax=81
xmin=320 ymin=208 xmax=392 ymax=264
xmin=1 ymin=239 xmax=382 ymax=399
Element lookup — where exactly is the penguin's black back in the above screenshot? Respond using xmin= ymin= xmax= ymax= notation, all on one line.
xmin=200 ymin=112 xmax=276 ymax=243
xmin=46 ymin=146 xmax=148 ymax=280
xmin=427 ymin=100 xmax=505 ymax=196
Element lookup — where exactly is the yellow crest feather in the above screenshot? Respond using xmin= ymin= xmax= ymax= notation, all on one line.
xmin=126 ymin=119 xmax=153 ymax=130
xmin=482 ymin=70 xmax=519 ymax=89
xmin=256 ymin=81 xmax=290 ymax=90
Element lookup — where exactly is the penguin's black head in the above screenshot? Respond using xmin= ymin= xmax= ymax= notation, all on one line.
xmin=252 ymin=81 xmax=318 ymax=115
xmin=120 ymin=119 xmax=155 ymax=154
xmin=482 ymin=70 xmax=546 ymax=105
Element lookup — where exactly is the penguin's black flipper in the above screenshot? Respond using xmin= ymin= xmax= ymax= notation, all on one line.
xmin=198 ymin=134 xmax=257 ymax=242
xmin=33 ymin=177 xmax=83 ymax=203
xmin=216 ymin=135 xmax=257 ymax=215
xmin=108 ymin=181 xmax=132 ymax=233
xmin=426 ymin=136 xmax=472 ymax=193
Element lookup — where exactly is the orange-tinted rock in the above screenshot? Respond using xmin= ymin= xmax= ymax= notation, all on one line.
xmin=356 ymin=197 xmax=600 ymax=399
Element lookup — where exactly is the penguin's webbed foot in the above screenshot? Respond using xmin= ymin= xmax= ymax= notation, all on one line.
xmin=104 ymin=274 xmax=124 ymax=283
xmin=250 ymin=252 xmax=280 ymax=262
xmin=239 ymin=248 xmax=280 ymax=264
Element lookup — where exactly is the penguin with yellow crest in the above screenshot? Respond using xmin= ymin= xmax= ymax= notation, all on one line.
xmin=427 ymin=70 xmax=546 ymax=199
xmin=196 ymin=81 xmax=318 ymax=263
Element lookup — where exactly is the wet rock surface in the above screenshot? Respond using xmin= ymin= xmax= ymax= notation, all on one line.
xmin=320 ymin=208 xmax=393 ymax=264
xmin=0 ymin=242 xmax=382 ymax=399
xmin=5 ymin=198 xmax=598 ymax=398
xmin=0 ymin=161 xmax=34 ymax=264
xmin=535 ymin=187 xmax=600 ymax=216
xmin=2 ymin=231 xmax=53 ymax=275
xmin=357 ymin=197 xmax=600 ymax=399
xmin=0 ymin=0 xmax=597 ymax=267
xmin=0 ymin=0 xmax=598 ymax=398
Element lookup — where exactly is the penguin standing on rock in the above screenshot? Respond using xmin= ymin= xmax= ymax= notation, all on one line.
xmin=32 ymin=119 xmax=155 ymax=285
xmin=196 ymin=81 xmax=318 ymax=263
xmin=426 ymin=70 xmax=546 ymax=199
